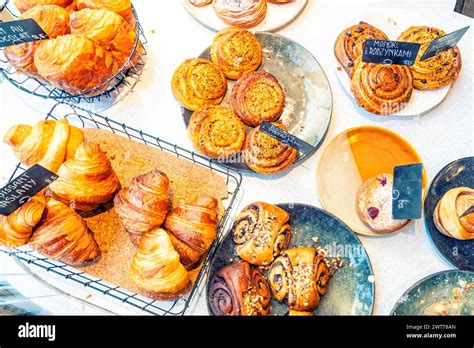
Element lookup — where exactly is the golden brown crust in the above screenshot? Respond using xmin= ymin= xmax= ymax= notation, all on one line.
xmin=13 ymin=0 xmax=73 ymax=13
xmin=75 ymin=0 xmax=135 ymax=28
xmin=397 ymin=26 xmax=462 ymax=90
xmin=213 ymin=0 xmax=267 ymax=28
xmin=288 ymin=310 xmax=314 ymax=316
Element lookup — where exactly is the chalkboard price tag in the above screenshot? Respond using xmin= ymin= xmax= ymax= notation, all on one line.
xmin=392 ymin=163 xmax=423 ymax=220
xmin=420 ymin=26 xmax=469 ymax=61
xmin=0 ymin=18 xmax=49 ymax=48
xmin=259 ymin=121 xmax=314 ymax=155
xmin=362 ymin=39 xmax=421 ymax=66
xmin=0 ymin=165 xmax=58 ymax=216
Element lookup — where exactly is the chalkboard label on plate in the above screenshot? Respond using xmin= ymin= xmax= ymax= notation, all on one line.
xmin=362 ymin=39 xmax=421 ymax=66
xmin=0 ymin=165 xmax=58 ymax=216
xmin=259 ymin=121 xmax=314 ymax=155
xmin=0 ymin=18 xmax=49 ymax=48
xmin=392 ymin=163 xmax=423 ymax=220
xmin=420 ymin=26 xmax=470 ymax=61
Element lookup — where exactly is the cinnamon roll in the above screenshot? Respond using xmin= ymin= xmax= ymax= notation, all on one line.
xmin=208 ymin=262 xmax=271 ymax=316
xmin=232 ymin=202 xmax=291 ymax=266
xmin=210 ymin=27 xmax=262 ymax=80
xmin=231 ymin=71 xmax=285 ymax=126
xmin=334 ymin=21 xmax=389 ymax=78
xmin=244 ymin=123 xmax=298 ymax=174
xmin=213 ymin=0 xmax=267 ymax=29
xmin=171 ymin=58 xmax=227 ymax=111
xmin=398 ymin=26 xmax=462 ymax=90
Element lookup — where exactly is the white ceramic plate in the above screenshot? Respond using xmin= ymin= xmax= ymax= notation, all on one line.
xmin=182 ymin=0 xmax=308 ymax=32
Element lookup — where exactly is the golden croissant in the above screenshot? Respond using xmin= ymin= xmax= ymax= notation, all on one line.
xmin=131 ymin=228 xmax=191 ymax=300
xmin=75 ymin=0 xmax=136 ymax=29
xmin=49 ymin=142 xmax=121 ymax=211
xmin=0 ymin=195 xmax=46 ymax=248
xmin=13 ymin=0 xmax=75 ymax=13
xmin=3 ymin=119 xmax=84 ymax=173
xmin=164 ymin=195 xmax=218 ymax=268
xmin=114 ymin=170 xmax=171 ymax=246
xmin=30 ymin=198 xmax=100 ymax=266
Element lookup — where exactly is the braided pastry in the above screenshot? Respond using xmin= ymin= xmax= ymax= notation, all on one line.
xmin=213 ymin=0 xmax=267 ymax=29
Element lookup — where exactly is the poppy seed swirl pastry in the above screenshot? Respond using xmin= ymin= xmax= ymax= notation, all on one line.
xmin=397 ymin=26 xmax=462 ymax=90
xmin=208 ymin=261 xmax=271 ymax=316
xmin=334 ymin=22 xmax=389 ymax=78
xmin=213 ymin=0 xmax=267 ymax=29
xmin=210 ymin=27 xmax=262 ymax=80
xmin=351 ymin=60 xmax=413 ymax=115
xmin=188 ymin=106 xmax=246 ymax=159
xmin=232 ymin=202 xmax=291 ymax=266
xmin=171 ymin=58 xmax=227 ymax=111
xmin=268 ymin=247 xmax=331 ymax=311
xmin=231 ymin=71 xmax=285 ymax=126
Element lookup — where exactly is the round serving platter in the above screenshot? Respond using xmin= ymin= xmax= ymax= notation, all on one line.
xmin=424 ymin=157 xmax=474 ymax=271
xmin=206 ymin=203 xmax=375 ymax=315
xmin=182 ymin=32 xmax=333 ymax=173
xmin=391 ymin=270 xmax=474 ymax=315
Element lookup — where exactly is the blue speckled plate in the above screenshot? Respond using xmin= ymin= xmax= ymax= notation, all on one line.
xmin=424 ymin=157 xmax=474 ymax=271
xmin=206 ymin=203 xmax=375 ymax=315
xmin=391 ymin=270 xmax=474 ymax=315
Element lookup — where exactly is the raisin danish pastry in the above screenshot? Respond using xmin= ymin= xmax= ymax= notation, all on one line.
xmin=213 ymin=0 xmax=267 ymax=29
xmin=208 ymin=261 xmax=271 ymax=316
xmin=232 ymin=202 xmax=291 ymax=266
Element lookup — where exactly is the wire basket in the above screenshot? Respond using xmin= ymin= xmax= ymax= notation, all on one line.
xmin=0 ymin=0 xmax=147 ymax=104
xmin=0 ymin=102 xmax=242 ymax=316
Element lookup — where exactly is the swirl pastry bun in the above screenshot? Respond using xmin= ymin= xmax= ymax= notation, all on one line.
xmin=208 ymin=261 xmax=271 ymax=316
xmin=356 ymin=174 xmax=409 ymax=233
xmin=13 ymin=0 xmax=74 ymax=13
xmin=433 ymin=187 xmax=474 ymax=240
xmin=171 ymin=58 xmax=227 ymax=111
xmin=188 ymin=106 xmax=246 ymax=159
xmin=213 ymin=0 xmax=267 ymax=29
xmin=351 ymin=60 xmax=413 ymax=115
xmin=398 ymin=26 xmax=462 ymax=90
xmin=210 ymin=27 xmax=262 ymax=80
xmin=334 ymin=21 xmax=389 ymax=78
xmin=231 ymin=71 xmax=285 ymax=126
xmin=233 ymin=202 xmax=291 ymax=266
xmin=244 ymin=123 xmax=298 ymax=174
xmin=76 ymin=0 xmax=136 ymax=29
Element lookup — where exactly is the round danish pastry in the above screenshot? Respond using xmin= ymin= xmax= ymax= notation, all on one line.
xmin=213 ymin=0 xmax=267 ymax=29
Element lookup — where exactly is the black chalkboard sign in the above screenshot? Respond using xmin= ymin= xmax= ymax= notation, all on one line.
xmin=0 ymin=18 xmax=49 ymax=48
xmin=392 ymin=163 xmax=423 ymax=220
xmin=259 ymin=121 xmax=314 ymax=155
xmin=420 ymin=26 xmax=470 ymax=61
xmin=0 ymin=165 xmax=57 ymax=216
xmin=362 ymin=39 xmax=421 ymax=66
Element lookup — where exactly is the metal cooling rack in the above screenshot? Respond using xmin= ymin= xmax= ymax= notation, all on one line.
xmin=0 ymin=0 xmax=147 ymax=103
xmin=0 ymin=102 xmax=242 ymax=316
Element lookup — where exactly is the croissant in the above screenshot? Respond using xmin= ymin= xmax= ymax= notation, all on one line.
xmin=188 ymin=106 xmax=246 ymax=159
xmin=433 ymin=187 xmax=474 ymax=240
xmin=130 ymin=228 xmax=191 ymax=300
xmin=210 ymin=27 xmax=262 ymax=80
xmin=76 ymin=0 xmax=136 ymax=29
xmin=13 ymin=0 xmax=74 ymax=13
xmin=213 ymin=0 xmax=267 ymax=29
xmin=29 ymin=198 xmax=100 ymax=266
xmin=114 ymin=170 xmax=171 ymax=246
xmin=244 ymin=123 xmax=298 ymax=174
xmin=0 ymin=195 xmax=46 ymax=248
xmin=171 ymin=58 xmax=227 ymax=111
xmin=164 ymin=195 xmax=218 ymax=268
xmin=208 ymin=261 xmax=271 ymax=316
xmin=3 ymin=119 xmax=84 ymax=173
xmin=268 ymin=247 xmax=331 ymax=311
xmin=398 ymin=26 xmax=462 ymax=90
xmin=48 ymin=142 xmax=120 ymax=211
xmin=232 ymin=202 xmax=291 ymax=266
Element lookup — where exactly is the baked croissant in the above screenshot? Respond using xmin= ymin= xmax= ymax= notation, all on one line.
xmin=268 ymin=247 xmax=331 ymax=311
xmin=76 ymin=0 xmax=136 ymax=29
xmin=232 ymin=202 xmax=291 ymax=266
xmin=13 ymin=0 xmax=74 ymax=13
xmin=30 ymin=198 xmax=100 ymax=266
xmin=164 ymin=195 xmax=218 ymax=268
xmin=49 ymin=142 xmax=121 ymax=211
xmin=3 ymin=119 xmax=84 ymax=173
xmin=114 ymin=170 xmax=171 ymax=246
xmin=433 ymin=187 xmax=474 ymax=240
xmin=131 ymin=228 xmax=191 ymax=300
xmin=213 ymin=0 xmax=267 ymax=29
xmin=0 ymin=195 xmax=46 ymax=248
xmin=398 ymin=26 xmax=462 ymax=90
xmin=208 ymin=261 xmax=271 ymax=316
xmin=210 ymin=27 xmax=262 ymax=80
